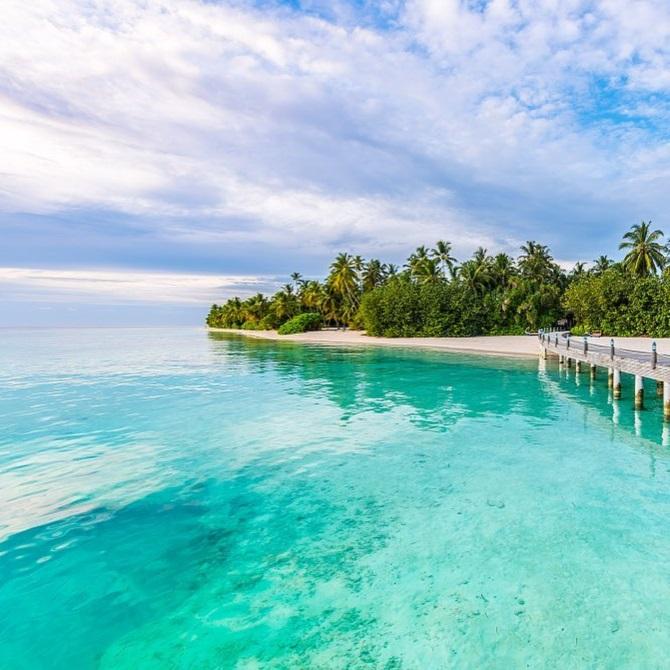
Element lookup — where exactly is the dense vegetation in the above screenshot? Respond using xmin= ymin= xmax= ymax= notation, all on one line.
xmin=206 ymin=221 xmax=670 ymax=337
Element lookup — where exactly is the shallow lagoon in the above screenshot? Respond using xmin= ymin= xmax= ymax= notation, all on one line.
xmin=2 ymin=328 xmax=670 ymax=669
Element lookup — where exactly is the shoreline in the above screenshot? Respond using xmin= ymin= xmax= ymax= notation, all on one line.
xmin=209 ymin=328 xmax=543 ymax=358
xmin=209 ymin=328 xmax=670 ymax=359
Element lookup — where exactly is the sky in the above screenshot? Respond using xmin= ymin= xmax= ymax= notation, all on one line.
xmin=2 ymin=0 xmax=670 ymax=325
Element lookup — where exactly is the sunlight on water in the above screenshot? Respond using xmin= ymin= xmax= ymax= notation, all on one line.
xmin=2 ymin=328 xmax=670 ymax=668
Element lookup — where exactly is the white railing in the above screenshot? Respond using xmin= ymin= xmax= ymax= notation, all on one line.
xmin=539 ymin=330 xmax=669 ymax=370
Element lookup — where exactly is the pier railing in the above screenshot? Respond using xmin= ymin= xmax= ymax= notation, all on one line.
xmin=539 ymin=330 xmax=670 ymax=383
xmin=540 ymin=331 xmax=670 ymax=367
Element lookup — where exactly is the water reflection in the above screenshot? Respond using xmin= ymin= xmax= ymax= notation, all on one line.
xmin=210 ymin=332 xmax=670 ymax=452
xmin=208 ymin=332 xmax=555 ymax=431
xmin=539 ymin=355 xmax=669 ymax=450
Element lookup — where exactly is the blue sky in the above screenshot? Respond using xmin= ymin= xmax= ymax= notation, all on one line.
xmin=2 ymin=0 xmax=670 ymax=325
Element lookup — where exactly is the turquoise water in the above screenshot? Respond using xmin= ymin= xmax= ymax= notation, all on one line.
xmin=2 ymin=329 xmax=670 ymax=669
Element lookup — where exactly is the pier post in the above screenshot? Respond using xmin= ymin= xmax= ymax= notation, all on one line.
xmin=657 ymin=381 xmax=664 ymax=397
xmin=608 ymin=368 xmax=614 ymax=389
xmin=664 ymin=382 xmax=670 ymax=423
xmin=590 ymin=364 xmax=597 ymax=380
xmin=575 ymin=360 xmax=582 ymax=373
xmin=634 ymin=375 xmax=644 ymax=410
xmin=613 ymin=368 xmax=621 ymax=399
xmin=567 ymin=357 xmax=573 ymax=368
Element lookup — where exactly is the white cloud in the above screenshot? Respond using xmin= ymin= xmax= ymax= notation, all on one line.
xmin=0 ymin=267 xmax=277 ymax=305
xmin=1 ymin=0 xmax=670 ymax=271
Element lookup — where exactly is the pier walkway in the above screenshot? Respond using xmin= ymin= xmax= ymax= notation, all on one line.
xmin=539 ymin=331 xmax=670 ymax=419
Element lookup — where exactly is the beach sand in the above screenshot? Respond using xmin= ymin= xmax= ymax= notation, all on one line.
xmin=209 ymin=328 xmax=670 ymax=359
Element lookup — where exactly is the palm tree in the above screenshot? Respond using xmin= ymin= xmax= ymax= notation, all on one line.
xmin=430 ymin=240 xmax=457 ymax=278
xmin=569 ymin=262 xmax=587 ymax=282
xmin=301 ymin=280 xmax=325 ymax=312
xmin=406 ymin=245 xmax=429 ymax=274
xmin=458 ymin=260 xmax=490 ymax=295
xmin=413 ymin=257 xmax=443 ymax=284
xmin=328 ymin=253 xmax=360 ymax=323
xmin=243 ymin=293 xmax=269 ymax=324
xmin=619 ymin=221 xmax=666 ymax=276
xmin=320 ymin=284 xmax=341 ymax=325
xmin=592 ymin=255 xmax=612 ymax=275
xmin=271 ymin=287 xmax=298 ymax=321
xmin=518 ymin=241 xmax=559 ymax=283
xmin=223 ymin=297 xmax=243 ymax=326
xmin=472 ymin=247 xmax=490 ymax=265
xmin=362 ymin=259 xmax=385 ymax=292
xmin=491 ymin=253 xmax=516 ymax=288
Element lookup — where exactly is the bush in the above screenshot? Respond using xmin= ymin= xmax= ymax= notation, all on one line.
xmin=570 ymin=324 xmax=589 ymax=336
xmin=359 ymin=277 xmax=493 ymax=337
xmin=563 ymin=267 xmax=670 ymax=337
xmin=277 ymin=312 xmax=322 ymax=335
xmin=242 ymin=321 xmax=259 ymax=330
xmin=259 ymin=314 xmax=281 ymax=330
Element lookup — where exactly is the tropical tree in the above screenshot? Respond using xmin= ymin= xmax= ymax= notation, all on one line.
xmin=271 ymin=286 xmax=298 ymax=321
xmin=320 ymin=284 xmax=341 ymax=325
xmin=569 ymin=262 xmax=587 ymax=282
xmin=207 ymin=225 xmax=670 ymax=338
xmin=328 ymin=252 xmax=360 ymax=322
xmin=490 ymin=253 xmax=516 ymax=288
xmin=619 ymin=221 xmax=666 ymax=276
xmin=242 ymin=293 xmax=269 ymax=324
xmin=413 ymin=257 xmax=443 ymax=285
xmin=362 ymin=259 xmax=385 ymax=292
xmin=430 ymin=240 xmax=457 ymax=278
xmin=301 ymin=280 xmax=325 ymax=312
xmin=592 ymin=255 xmax=613 ymax=275
xmin=458 ymin=259 xmax=490 ymax=296
xmin=518 ymin=241 xmax=560 ymax=284
xmin=406 ymin=245 xmax=430 ymax=275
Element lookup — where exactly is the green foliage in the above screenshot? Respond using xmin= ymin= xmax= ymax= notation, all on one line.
xmin=277 ymin=312 xmax=323 ymax=335
xmin=259 ymin=314 xmax=280 ymax=330
xmin=570 ymin=325 xmax=590 ymax=336
xmin=619 ymin=221 xmax=666 ymax=276
xmin=359 ymin=277 xmax=492 ymax=337
xmin=206 ymin=221 xmax=670 ymax=338
xmin=563 ymin=267 xmax=670 ymax=336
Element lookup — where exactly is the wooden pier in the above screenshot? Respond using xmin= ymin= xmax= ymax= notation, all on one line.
xmin=539 ymin=331 xmax=670 ymax=420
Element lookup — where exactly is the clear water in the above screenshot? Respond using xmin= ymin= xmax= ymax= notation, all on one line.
xmin=2 ymin=328 xmax=670 ymax=669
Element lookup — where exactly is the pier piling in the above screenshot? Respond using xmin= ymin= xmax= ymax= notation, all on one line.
xmin=613 ymin=368 xmax=622 ymax=399
xmin=542 ymin=332 xmax=670 ymax=422
xmin=634 ymin=375 xmax=644 ymax=410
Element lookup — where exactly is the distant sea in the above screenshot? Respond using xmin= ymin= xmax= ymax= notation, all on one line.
xmin=2 ymin=328 xmax=670 ymax=668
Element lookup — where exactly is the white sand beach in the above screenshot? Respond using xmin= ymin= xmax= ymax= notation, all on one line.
xmin=210 ymin=328 xmax=670 ymax=358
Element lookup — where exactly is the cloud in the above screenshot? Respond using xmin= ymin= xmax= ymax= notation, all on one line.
xmin=0 ymin=267 xmax=278 ymax=305
xmin=1 ymin=0 xmax=670 ymax=300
